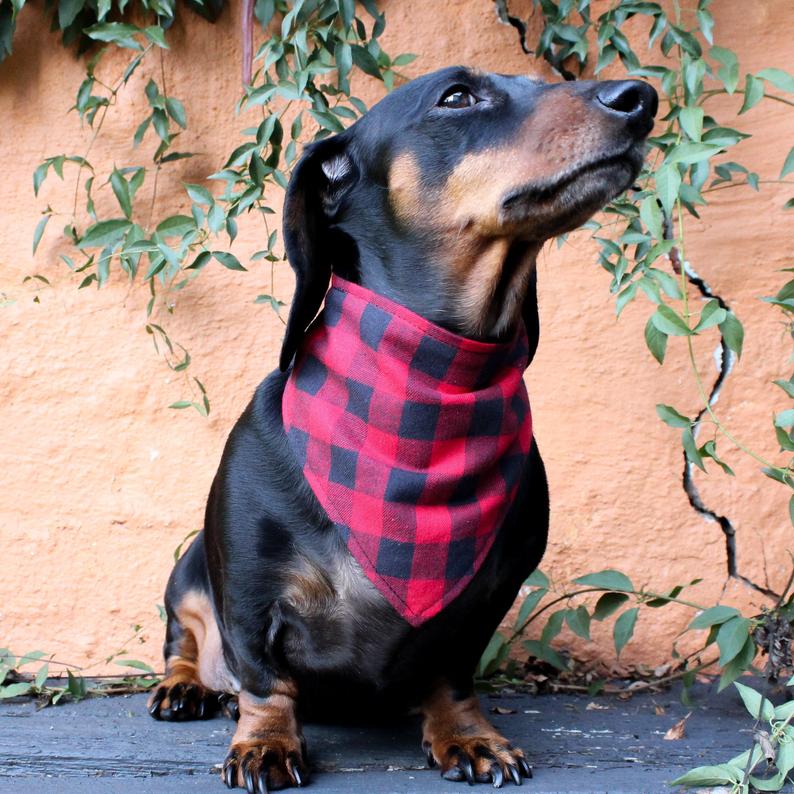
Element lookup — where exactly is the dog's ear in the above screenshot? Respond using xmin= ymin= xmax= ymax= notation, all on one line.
xmin=279 ymin=136 xmax=358 ymax=371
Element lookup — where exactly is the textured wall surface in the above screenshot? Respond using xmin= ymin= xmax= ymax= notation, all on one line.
xmin=1 ymin=0 xmax=793 ymax=675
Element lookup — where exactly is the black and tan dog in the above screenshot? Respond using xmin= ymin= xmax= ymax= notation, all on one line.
xmin=148 ymin=66 xmax=657 ymax=791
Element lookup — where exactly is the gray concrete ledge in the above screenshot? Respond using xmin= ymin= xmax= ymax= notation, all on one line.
xmin=0 ymin=683 xmax=769 ymax=793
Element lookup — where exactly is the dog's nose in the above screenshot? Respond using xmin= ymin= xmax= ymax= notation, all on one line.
xmin=595 ymin=80 xmax=658 ymax=136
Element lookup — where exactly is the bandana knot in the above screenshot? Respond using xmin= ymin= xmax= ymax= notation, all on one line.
xmin=283 ymin=275 xmax=532 ymax=625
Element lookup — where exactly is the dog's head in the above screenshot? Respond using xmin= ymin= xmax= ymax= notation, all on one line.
xmin=279 ymin=66 xmax=657 ymax=370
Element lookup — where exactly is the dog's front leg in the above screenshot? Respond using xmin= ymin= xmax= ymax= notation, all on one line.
xmin=421 ymin=682 xmax=532 ymax=787
xmin=221 ymin=678 xmax=308 ymax=792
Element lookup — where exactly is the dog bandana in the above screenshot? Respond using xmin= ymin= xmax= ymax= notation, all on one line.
xmin=282 ymin=276 xmax=532 ymax=626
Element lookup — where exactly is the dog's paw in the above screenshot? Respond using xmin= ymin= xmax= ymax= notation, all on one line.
xmin=221 ymin=736 xmax=308 ymax=791
xmin=147 ymin=679 xmax=219 ymax=721
xmin=423 ymin=735 xmax=532 ymax=787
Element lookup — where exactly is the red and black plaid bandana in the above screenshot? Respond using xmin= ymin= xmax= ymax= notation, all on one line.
xmin=282 ymin=276 xmax=532 ymax=626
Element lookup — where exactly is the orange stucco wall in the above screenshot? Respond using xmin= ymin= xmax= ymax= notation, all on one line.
xmin=2 ymin=1 xmax=793 ymax=676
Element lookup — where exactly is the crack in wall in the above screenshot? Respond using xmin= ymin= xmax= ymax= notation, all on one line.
xmin=494 ymin=0 xmax=531 ymax=54
xmin=680 ymin=263 xmax=779 ymax=600
xmin=494 ymin=0 xmax=778 ymax=600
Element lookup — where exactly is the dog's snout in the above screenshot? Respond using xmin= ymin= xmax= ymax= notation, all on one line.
xmin=595 ymin=80 xmax=658 ymax=135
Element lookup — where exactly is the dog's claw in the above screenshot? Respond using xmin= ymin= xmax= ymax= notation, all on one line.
xmin=491 ymin=764 xmax=504 ymax=788
xmin=460 ymin=754 xmax=475 ymax=786
xmin=241 ymin=754 xmax=255 ymax=793
xmin=507 ymin=764 xmax=522 ymax=786
xmin=148 ymin=689 xmax=166 ymax=718
xmin=223 ymin=756 xmax=237 ymax=788
xmin=255 ymin=770 xmax=268 ymax=794
xmin=517 ymin=757 xmax=532 ymax=779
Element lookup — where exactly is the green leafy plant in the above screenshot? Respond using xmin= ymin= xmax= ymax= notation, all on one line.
xmin=672 ymin=678 xmax=794 ymax=792
xmin=0 ymin=648 xmax=159 ymax=707
xmin=26 ymin=0 xmax=412 ymax=413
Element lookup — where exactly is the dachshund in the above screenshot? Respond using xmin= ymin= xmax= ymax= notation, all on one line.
xmin=147 ymin=66 xmax=658 ymax=792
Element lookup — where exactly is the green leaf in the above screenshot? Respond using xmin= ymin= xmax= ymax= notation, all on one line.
xmin=719 ymin=312 xmax=744 ymax=358
xmin=656 ymin=404 xmax=691 ymax=429
xmin=78 ymin=219 xmax=131 ymax=249
xmin=212 ymin=251 xmax=246 ymax=271
xmin=682 ymin=428 xmax=706 ymax=471
xmin=115 ymin=658 xmax=155 ymax=673
xmin=739 ymin=73 xmax=764 ymax=114
xmin=735 ymin=681 xmax=774 ymax=720
xmin=155 ymin=215 xmax=194 ymax=238
xmin=185 ymin=183 xmax=213 ymax=206
xmin=350 ymin=44 xmax=383 ymax=80
xmin=710 ymin=46 xmax=739 ymax=94
xmin=514 ymin=587 xmax=547 ymax=629
xmin=522 ymin=639 xmax=569 ymax=672
xmin=679 ymin=106 xmax=704 ymax=141
xmin=701 ymin=440 xmax=735 ymax=476
xmin=654 ymin=164 xmax=681 ymax=217
xmin=540 ymin=609 xmax=566 ymax=646
xmin=110 ymin=167 xmax=132 ymax=219
xmin=694 ymin=299 xmax=727 ymax=332
xmin=133 ymin=115 xmax=151 ymax=147
xmin=775 ymin=409 xmax=794 ymax=428
xmin=696 ymin=9 xmax=713 ymax=44
xmin=254 ymin=294 xmax=285 ymax=312
xmin=688 ymin=604 xmax=741 ymax=630
xmin=781 ymin=146 xmax=794 ymax=178
xmin=566 ymin=606 xmax=591 ymax=641
xmin=639 ymin=196 xmax=663 ymax=241
xmin=716 ymin=616 xmax=752 ymax=665
xmin=573 ymin=569 xmax=634 ymax=592
xmin=774 ymin=699 xmax=794 ymax=721
xmin=186 ymin=250 xmax=211 ymax=271
xmin=165 ymin=97 xmax=186 ymax=128
xmin=666 ymin=142 xmax=723 ymax=165
xmin=392 ymin=53 xmax=417 ymax=67
xmin=476 ymin=632 xmax=509 ymax=678
xmin=144 ymin=25 xmax=168 ymax=48
xmin=525 ymin=569 xmax=549 ymax=588
xmin=644 ymin=316 xmax=667 ymax=364
xmin=774 ymin=378 xmax=794 ymax=399
xmin=613 ymin=608 xmax=639 ymax=657
xmin=33 ymin=162 xmax=49 ymax=196
xmin=651 ymin=304 xmax=692 ymax=336
xmin=592 ymin=592 xmax=629 ymax=621
xmin=59 ymin=0 xmax=85 ymax=29
xmin=169 ymin=401 xmax=193 ymax=409
xmin=32 ymin=214 xmax=50 ymax=255
xmin=671 ymin=765 xmax=741 ymax=787
xmin=0 ymin=682 xmax=33 ymax=699
xmin=718 ymin=635 xmax=756 ymax=691
xmin=757 ymin=67 xmax=794 ymax=94
xmin=85 ymin=22 xmax=143 ymax=50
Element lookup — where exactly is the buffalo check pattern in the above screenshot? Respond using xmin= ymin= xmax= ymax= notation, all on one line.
xmin=282 ymin=275 xmax=532 ymax=626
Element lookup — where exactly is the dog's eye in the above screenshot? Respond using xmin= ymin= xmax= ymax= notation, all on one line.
xmin=438 ymin=87 xmax=478 ymax=109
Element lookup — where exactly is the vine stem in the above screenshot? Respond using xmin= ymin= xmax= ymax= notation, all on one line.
xmin=674 ymin=200 xmax=783 ymax=472
xmin=509 ymin=586 xmax=706 ymax=644
xmin=701 ymin=179 xmax=794 ymax=195
xmin=699 ymin=87 xmax=794 ymax=109
xmin=71 ymin=44 xmax=155 ymax=224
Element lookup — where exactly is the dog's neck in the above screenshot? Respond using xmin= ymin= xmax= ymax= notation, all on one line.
xmin=331 ymin=228 xmax=541 ymax=345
